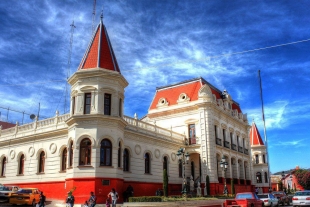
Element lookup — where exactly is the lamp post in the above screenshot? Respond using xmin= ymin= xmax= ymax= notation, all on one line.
xmin=176 ymin=147 xmax=190 ymax=197
xmin=220 ymin=155 xmax=228 ymax=196
xmin=281 ymin=171 xmax=285 ymax=191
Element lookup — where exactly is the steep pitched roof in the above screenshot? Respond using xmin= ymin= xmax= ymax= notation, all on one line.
xmin=250 ymin=122 xmax=265 ymax=146
xmin=78 ymin=18 xmax=120 ymax=72
xmin=149 ymin=77 xmax=242 ymax=112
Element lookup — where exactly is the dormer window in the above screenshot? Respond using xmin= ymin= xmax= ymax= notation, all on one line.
xmin=157 ymin=97 xmax=169 ymax=107
xmin=177 ymin=93 xmax=190 ymax=104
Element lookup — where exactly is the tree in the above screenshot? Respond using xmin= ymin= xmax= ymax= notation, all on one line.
xmin=206 ymin=175 xmax=210 ymax=195
xmin=231 ymin=179 xmax=235 ymax=195
xmin=163 ymin=169 xmax=168 ymax=197
xmin=278 ymin=180 xmax=283 ymax=191
xmin=294 ymin=169 xmax=310 ymax=190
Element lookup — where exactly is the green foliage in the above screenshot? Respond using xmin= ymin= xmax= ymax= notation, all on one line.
xmin=278 ymin=180 xmax=283 ymax=190
xmin=294 ymin=169 xmax=310 ymax=190
xmin=129 ymin=196 xmax=162 ymax=202
xmin=163 ymin=169 xmax=168 ymax=197
xmin=231 ymin=179 xmax=235 ymax=195
xmin=206 ymin=175 xmax=210 ymax=195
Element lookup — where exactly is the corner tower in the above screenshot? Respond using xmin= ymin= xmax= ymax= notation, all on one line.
xmin=250 ymin=121 xmax=270 ymax=192
xmin=65 ymin=16 xmax=128 ymax=201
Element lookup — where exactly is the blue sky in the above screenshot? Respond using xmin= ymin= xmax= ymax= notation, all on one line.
xmin=0 ymin=1 xmax=309 ymax=173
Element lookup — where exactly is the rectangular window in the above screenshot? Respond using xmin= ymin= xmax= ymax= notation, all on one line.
xmin=72 ymin=96 xmax=75 ymax=115
xmin=237 ymin=136 xmax=239 ymax=147
xmin=104 ymin=93 xmax=111 ymax=115
xmin=222 ymin=129 xmax=226 ymax=141
xmin=230 ymin=133 xmax=233 ymax=144
xmin=119 ymin=98 xmax=122 ymax=117
xmin=214 ymin=125 xmax=218 ymax=138
xmin=188 ymin=124 xmax=196 ymax=145
xmin=84 ymin=93 xmax=91 ymax=114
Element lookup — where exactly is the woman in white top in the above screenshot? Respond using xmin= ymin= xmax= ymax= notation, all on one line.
xmin=107 ymin=188 xmax=118 ymax=207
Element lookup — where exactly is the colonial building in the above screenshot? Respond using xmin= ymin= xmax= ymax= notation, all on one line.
xmin=0 ymin=17 xmax=255 ymax=203
xmin=249 ymin=122 xmax=270 ymax=193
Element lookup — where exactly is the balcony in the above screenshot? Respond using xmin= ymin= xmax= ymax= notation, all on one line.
xmin=238 ymin=146 xmax=243 ymax=153
xmin=224 ymin=141 xmax=230 ymax=148
xmin=216 ymin=138 xmax=222 ymax=146
xmin=231 ymin=144 xmax=237 ymax=151
xmin=244 ymin=148 xmax=248 ymax=155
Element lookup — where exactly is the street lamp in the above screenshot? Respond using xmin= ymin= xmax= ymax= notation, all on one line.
xmin=176 ymin=147 xmax=190 ymax=197
xmin=281 ymin=171 xmax=285 ymax=191
xmin=220 ymin=155 xmax=228 ymax=196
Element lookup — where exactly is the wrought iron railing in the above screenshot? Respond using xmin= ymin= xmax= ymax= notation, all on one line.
xmin=216 ymin=138 xmax=222 ymax=146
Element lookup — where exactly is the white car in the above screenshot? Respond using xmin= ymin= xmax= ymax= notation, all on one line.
xmin=257 ymin=193 xmax=279 ymax=207
xmin=0 ymin=186 xmax=19 ymax=203
xmin=292 ymin=190 xmax=310 ymax=207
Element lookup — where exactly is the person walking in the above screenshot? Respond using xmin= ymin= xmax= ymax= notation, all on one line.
xmin=38 ymin=191 xmax=46 ymax=207
xmin=88 ymin=191 xmax=97 ymax=207
xmin=66 ymin=192 xmax=75 ymax=207
xmin=107 ymin=188 xmax=118 ymax=207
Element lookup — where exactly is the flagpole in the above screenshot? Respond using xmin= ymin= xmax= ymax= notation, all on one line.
xmin=258 ymin=70 xmax=272 ymax=192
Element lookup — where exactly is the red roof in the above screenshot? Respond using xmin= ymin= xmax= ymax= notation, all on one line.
xmin=249 ymin=122 xmax=265 ymax=145
xmin=78 ymin=19 xmax=120 ymax=72
xmin=0 ymin=121 xmax=15 ymax=130
xmin=149 ymin=77 xmax=242 ymax=113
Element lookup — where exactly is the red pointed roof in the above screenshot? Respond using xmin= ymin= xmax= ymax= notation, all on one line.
xmin=250 ymin=122 xmax=265 ymax=145
xmin=149 ymin=77 xmax=242 ymax=112
xmin=78 ymin=19 xmax=120 ymax=72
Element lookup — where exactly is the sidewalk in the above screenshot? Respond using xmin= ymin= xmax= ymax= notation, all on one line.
xmin=46 ymin=199 xmax=123 ymax=207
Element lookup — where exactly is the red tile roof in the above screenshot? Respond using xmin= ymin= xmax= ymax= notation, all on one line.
xmin=78 ymin=19 xmax=120 ymax=72
xmin=249 ymin=122 xmax=265 ymax=145
xmin=149 ymin=77 xmax=242 ymax=113
xmin=0 ymin=121 xmax=15 ymax=130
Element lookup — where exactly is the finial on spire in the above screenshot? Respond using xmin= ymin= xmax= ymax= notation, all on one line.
xmin=100 ymin=10 xmax=103 ymax=21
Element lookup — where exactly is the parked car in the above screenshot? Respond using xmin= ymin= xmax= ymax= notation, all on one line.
xmin=292 ymin=190 xmax=310 ymax=207
xmin=224 ymin=192 xmax=263 ymax=207
xmin=0 ymin=185 xmax=19 ymax=203
xmin=258 ymin=193 xmax=279 ymax=207
xmin=272 ymin=191 xmax=290 ymax=206
xmin=9 ymin=188 xmax=40 ymax=206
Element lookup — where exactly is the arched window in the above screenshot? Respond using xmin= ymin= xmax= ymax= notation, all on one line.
xmin=1 ymin=157 xmax=6 ymax=176
xmin=62 ymin=148 xmax=67 ymax=171
xmin=163 ymin=156 xmax=168 ymax=171
xmin=100 ymin=139 xmax=112 ymax=166
xmin=256 ymin=172 xmax=262 ymax=183
xmin=79 ymin=138 xmax=91 ymax=165
xmin=123 ymin=148 xmax=129 ymax=172
xmin=19 ymin=154 xmax=25 ymax=175
xmin=144 ymin=153 xmax=150 ymax=174
xmin=191 ymin=161 xmax=195 ymax=179
xmin=118 ymin=142 xmax=121 ymax=168
xmin=255 ymin=154 xmax=259 ymax=164
xmin=39 ymin=151 xmax=45 ymax=173
xmin=264 ymin=172 xmax=268 ymax=183
xmin=69 ymin=141 xmax=73 ymax=167
xmin=263 ymin=154 xmax=266 ymax=163
xmin=178 ymin=161 xmax=182 ymax=177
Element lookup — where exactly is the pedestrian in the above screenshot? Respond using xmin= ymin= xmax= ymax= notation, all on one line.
xmin=255 ymin=187 xmax=258 ymax=194
xmin=126 ymin=185 xmax=134 ymax=198
xmin=83 ymin=200 xmax=89 ymax=207
xmin=66 ymin=192 xmax=75 ymax=207
xmin=107 ymin=188 xmax=118 ymax=207
xmin=106 ymin=197 xmax=111 ymax=207
xmin=88 ymin=191 xmax=97 ymax=207
xmin=38 ymin=191 xmax=46 ymax=207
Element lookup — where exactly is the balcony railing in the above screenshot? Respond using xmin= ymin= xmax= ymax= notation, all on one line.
xmin=224 ymin=141 xmax=230 ymax=148
xmin=216 ymin=138 xmax=222 ymax=146
xmin=244 ymin=148 xmax=249 ymax=155
xmin=231 ymin=144 xmax=237 ymax=151
xmin=238 ymin=146 xmax=243 ymax=153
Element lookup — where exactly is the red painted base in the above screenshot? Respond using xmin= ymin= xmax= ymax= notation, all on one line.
xmin=8 ymin=179 xmax=255 ymax=204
